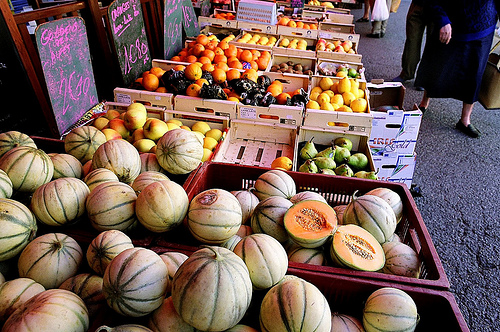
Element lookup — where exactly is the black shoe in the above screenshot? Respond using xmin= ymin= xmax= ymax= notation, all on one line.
xmin=356 ymin=17 xmax=369 ymax=22
xmin=418 ymin=106 xmax=426 ymax=114
xmin=393 ymin=76 xmax=407 ymax=83
xmin=380 ymin=32 xmax=386 ymax=38
xmin=456 ymin=121 xmax=481 ymax=138
xmin=367 ymin=33 xmax=381 ymax=38
xmin=415 ymin=86 xmax=424 ymax=91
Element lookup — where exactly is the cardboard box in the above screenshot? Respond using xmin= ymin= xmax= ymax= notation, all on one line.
xmin=318 ymin=21 xmax=355 ymax=34
xmin=114 ymin=88 xmax=174 ymax=109
xmin=273 ymin=36 xmax=317 ymax=58
xmin=231 ymin=30 xmax=280 ymax=50
xmin=198 ymin=9 xmax=238 ymax=29
xmin=103 ymin=101 xmax=166 ymax=120
xmin=277 ymin=23 xmax=319 ymax=39
xmin=324 ymin=12 xmax=354 ymax=24
xmin=367 ymin=81 xmax=405 ymax=110
xmin=372 ymin=153 xmax=417 ymax=188
xmin=237 ymin=20 xmax=277 ymax=34
xmin=236 ymin=0 xmax=278 ymax=25
xmin=316 ymin=58 xmax=364 ymax=80
xmin=303 ymin=109 xmax=372 ymax=136
xmin=238 ymin=104 xmax=303 ymax=126
xmin=174 ymin=95 xmax=238 ymax=119
xmin=316 ymin=32 xmax=361 ymax=63
xmin=270 ymin=54 xmax=316 ymax=76
xmin=200 ymin=25 xmax=241 ymax=38
xmin=301 ymin=9 xmax=325 ymax=20
xmin=212 ymin=119 xmax=298 ymax=168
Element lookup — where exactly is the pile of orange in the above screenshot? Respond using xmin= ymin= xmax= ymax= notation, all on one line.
xmin=134 ymin=66 xmax=166 ymax=92
xmin=277 ymin=16 xmax=318 ymax=30
xmin=213 ymin=12 xmax=235 ymax=20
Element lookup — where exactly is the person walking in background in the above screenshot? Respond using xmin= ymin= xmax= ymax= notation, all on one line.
xmin=393 ymin=0 xmax=429 ymax=89
xmin=357 ymin=0 xmax=370 ymax=22
xmin=367 ymin=0 xmax=392 ymax=38
xmin=415 ymin=0 xmax=500 ymax=138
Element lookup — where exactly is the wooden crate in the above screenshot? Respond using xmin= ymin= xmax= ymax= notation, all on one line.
xmin=173 ymin=95 xmax=238 ymax=119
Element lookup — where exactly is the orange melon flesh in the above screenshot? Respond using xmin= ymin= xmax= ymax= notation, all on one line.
xmin=284 ymin=200 xmax=337 ymax=248
xmin=331 ymin=224 xmax=385 ymax=272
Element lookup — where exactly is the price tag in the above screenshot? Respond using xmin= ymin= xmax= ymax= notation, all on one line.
xmin=239 ymin=107 xmax=257 ymax=119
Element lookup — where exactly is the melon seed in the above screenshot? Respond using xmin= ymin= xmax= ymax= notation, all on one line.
xmin=295 ymin=208 xmax=326 ymax=231
xmin=342 ymin=233 xmax=375 ymax=260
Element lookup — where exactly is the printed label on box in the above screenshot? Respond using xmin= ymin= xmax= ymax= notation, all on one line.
xmin=239 ymin=107 xmax=257 ymax=119
xmin=115 ymin=93 xmax=132 ymax=105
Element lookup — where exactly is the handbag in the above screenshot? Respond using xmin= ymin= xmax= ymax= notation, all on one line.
xmin=390 ymin=0 xmax=401 ymax=13
xmin=479 ymin=40 xmax=500 ymax=110
xmin=372 ymin=0 xmax=389 ymax=21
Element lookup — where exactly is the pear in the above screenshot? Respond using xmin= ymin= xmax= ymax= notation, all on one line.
xmin=300 ymin=137 xmax=318 ymax=160
xmin=334 ymin=145 xmax=351 ymax=164
xmin=334 ymin=164 xmax=354 ymax=177
xmin=354 ymin=170 xmax=378 ymax=180
xmin=313 ymin=157 xmax=336 ymax=170
xmin=298 ymin=159 xmax=318 ymax=173
xmin=315 ymin=146 xmax=335 ymax=159
xmin=347 ymin=152 xmax=368 ymax=171
xmin=333 ymin=137 xmax=353 ymax=151
xmin=320 ymin=169 xmax=336 ymax=175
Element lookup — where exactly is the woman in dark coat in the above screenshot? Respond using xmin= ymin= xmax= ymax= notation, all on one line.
xmin=415 ymin=0 xmax=500 ymax=138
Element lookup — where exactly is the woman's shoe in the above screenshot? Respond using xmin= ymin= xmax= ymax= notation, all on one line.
xmin=367 ymin=33 xmax=381 ymax=38
xmin=356 ymin=17 xmax=369 ymax=22
xmin=456 ymin=121 xmax=481 ymax=138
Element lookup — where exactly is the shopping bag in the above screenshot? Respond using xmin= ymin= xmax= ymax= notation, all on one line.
xmin=390 ymin=0 xmax=401 ymax=13
xmin=372 ymin=0 xmax=389 ymax=21
xmin=478 ymin=40 xmax=500 ymax=110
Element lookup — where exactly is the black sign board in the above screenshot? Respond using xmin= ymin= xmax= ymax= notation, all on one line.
xmin=108 ymin=0 xmax=152 ymax=87
xmin=291 ymin=0 xmax=305 ymax=8
xmin=164 ymin=0 xmax=184 ymax=60
xmin=182 ymin=0 xmax=200 ymax=37
xmin=35 ymin=17 xmax=99 ymax=136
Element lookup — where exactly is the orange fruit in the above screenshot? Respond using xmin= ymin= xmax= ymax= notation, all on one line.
xmin=310 ymin=23 xmax=318 ymax=30
xmin=135 ymin=77 xmax=143 ymax=85
xmin=198 ymin=56 xmax=212 ymax=65
xmin=195 ymin=78 xmax=209 ymax=87
xmin=185 ymin=55 xmax=198 ymax=63
xmin=256 ymin=57 xmax=269 ymax=70
xmin=241 ymin=68 xmax=258 ymax=82
xmin=196 ymin=34 xmax=209 ymax=46
xmin=214 ymin=47 xmax=225 ymax=56
xmin=278 ymin=17 xmax=290 ymax=26
xmin=212 ymin=68 xmax=227 ymax=84
xmin=226 ymin=69 xmax=241 ymax=81
xmin=228 ymin=59 xmax=243 ymax=70
xmin=142 ymin=73 xmax=159 ymax=91
xmin=224 ymin=45 xmax=238 ymax=58
xmin=187 ymin=40 xmax=197 ymax=49
xmin=296 ymin=21 xmax=304 ymax=28
xmin=170 ymin=56 xmax=181 ymax=62
xmin=214 ymin=62 xmax=229 ymax=72
xmin=214 ymin=54 xmax=228 ymax=64
xmin=201 ymin=49 xmax=215 ymax=62
xmin=290 ymin=88 xmax=302 ymax=97
xmin=276 ymin=92 xmax=291 ymax=105
xmin=271 ymin=156 xmax=293 ymax=171
xmin=239 ymin=50 xmax=253 ymax=63
xmin=267 ymin=83 xmax=283 ymax=97
xmin=201 ymin=63 xmax=215 ymax=72
xmin=227 ymin=96 xmax=240 ymax=102
xmin=251 ymin=49 xmax=261 ymax=60
xmin=249 ymin=61 xmax=259 ymax=71
xmin=186 ymin=83 xmax=202 ymax=97
xmin=270 ymin=80 xmax=284 ymax=90
xmin=206 ymin=39 xmax=219 ymax=51
xmin=142 ymin=70 xmax=150 ymax=78
xmin=192 ymin=43 xmax=205 ymax=57
xmin=155 ymin=86 xmax=167 ymax=93
xmin=303 ymin=23 xmax=311 ymax=30
xmin=227 ymin=56 xmax=239 ymax=63
xmin=218 ymin=40 xmax=229 ymax=50
xmin=173 ymin=64 xmax=186 ymax=71
xmin=287 ymin=20 xmax=297 ymax=28
xmin=184 ymin=63 xmax=203 ymax=81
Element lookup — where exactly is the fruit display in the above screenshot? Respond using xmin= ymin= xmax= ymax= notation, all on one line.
xmin=233 ymin=31 xmax=277 ymax=47
xmin=307 ymin=0 xmax=336 ymax=8
xmin=317 ymin=61 xmax=363 ymax=78
xmin=269 ymin=59 xmax=314 ymax=75
xmin=316 ymin=38 xmax=357 ymax=54
xmin=212 ymin=11 xmax=235 ymax=20
xmin=307 ymin=76 xmax=368 ymax=113
xmin=277 ymin=36 xmax=312 ymax=51
xmin=277 ymin=16 xmax=318 ymax=30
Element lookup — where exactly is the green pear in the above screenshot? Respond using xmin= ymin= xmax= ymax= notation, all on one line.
xmin=334 ymin=137 xmax=353 ymax=151
xmin=347 ymin=152 xmax=368 ymax=170
xmin=334 ymin=164 xmax=354 ymax=177
xmin=315 ymin=146 xmax=335 ymax=159
xmin=320 ymin=169 xmax=336 ymax=175
xmin=354 ymin=170 xmax=378 ymax=180
xmin=313 ymin=156 xmax=336 ymax=170
xmin=334 ymin=145 xmax=351 ymax=164
xmin=298 ymin=159 xmax=318 ymax=173
xmin=300 ymin=137 xmax=318 ymax=160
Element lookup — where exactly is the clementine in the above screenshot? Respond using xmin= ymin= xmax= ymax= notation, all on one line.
xmin=196 ymin=34 xmax=209 ymax=46
xmin=226 ymin=69 xmax=241 ymax=81
xmin=212 ymin=68 xmax=227 ymax=84
xmin=142 ymin=73 xmax=160 ymax=91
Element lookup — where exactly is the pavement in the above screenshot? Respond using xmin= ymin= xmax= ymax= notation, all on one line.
xmin=352 ymin=1 xmax=500 ymax=331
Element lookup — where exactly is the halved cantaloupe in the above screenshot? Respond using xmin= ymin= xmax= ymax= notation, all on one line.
xmin=283 ymin=200 xmax=337 ymax=248
xmin=330 ymin=224 xmax=385 ymax=272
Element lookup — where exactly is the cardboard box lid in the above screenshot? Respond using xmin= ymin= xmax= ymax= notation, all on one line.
xmin=367 ymin=81 xmax=406 ymax=110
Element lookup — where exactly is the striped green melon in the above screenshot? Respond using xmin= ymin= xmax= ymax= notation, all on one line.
xmin=140 ymin=152 xmax=165 ymax=174
xmin=92 ymin=139 xmax=141 ymax=184
xmin=0 ymin=146 xmax=53 ymax=193
xmin=0 ymin=131 xmax=36 ymax=158
xmin=155 ymin=129 xmax=204 ymax=175
xmin=286 ymin=243 xmax=326 ymax=266
xmin=86 ymin=181 xmax=138 ymax=232
xmin=30 ymin=177 xmax=90 ymax=226
xmin=231 ymin=189 xmax=260 ymax=224
xmin=382 ymin=242 xmax=421 ymax=278
xmin=131 ymin=171 xmax=170 ymax=195
xmin=259 ymin=275 xmax=331 ymax=332
xmin=2 ymin=289 xmax=89 ymax=332
xmin=221 ymin=234 xmax=242 ymax=251
xmin=135 ymin=180 xmax=188 ymax=233
xmin=365 ymin=187 xmax=404 ymax=223
xmin=148 ymin=296 xmax=198 ymax=332
xmin=159 ymin=252 xmax=189 ymax=294
xmin=251 ymin=196 xmax=293 ymax=243
xmin=331 ymin=312 xmax=365 ymax=332
xmin=17 ymin=233 xmax=83 ymax=289
xmin=48 ymin=153 xmax=83 ymax=179
xmin=171 ymin=246 xmax=252 ymax=331
xmin=102 ymin=247 xmax=168 ymax=317
xmin=96 ymin=324 xmax=153 ymax=332
xmin=290 ymin=191 xmax=327 ymax=204
xmin=0 ymin=169 xmax=13 ymax=198
xmin=86 ymin=230 xmax=134 ymax=276
xmin=187 ymin=189 xmax=242 ymax=244
xmin=0 ymin=198 xmax=37 ymax=262
xmin=343 ymin=192 xmax=397 ymax=243
xmin=59 ymin=273 xmax=105 ymax=318
xmin=233 ymin=233 xmax=288 ymax=290
xmin=64 ymin=125 xmax=106 ymax=164
xmin=83 ymin=168 xmax=119 ymax=192
xmin=253 ymin=169 xmax=296 ymax=200
xmin=363 ymin=287 xmax=419 ymax=332
xmin=0 ymin=277 xmax=45 ymax=322
xmin=236 ymin=224 xmax=253 ymax=238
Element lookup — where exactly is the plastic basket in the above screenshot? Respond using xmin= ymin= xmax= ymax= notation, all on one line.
xmin=170 ymin=161 xmax=450 ymax=290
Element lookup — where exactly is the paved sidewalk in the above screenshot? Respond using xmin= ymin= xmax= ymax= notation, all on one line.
xmin=353 ymin=1 xmax=500 ymax=331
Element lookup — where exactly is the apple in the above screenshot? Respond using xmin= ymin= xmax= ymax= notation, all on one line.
xmin=326 ymin=42 xmax=335 ymax=51
xmin=105 ymin=109 xmax=121 ymax=120
xmin=143 ymin=118 xmax=169 ymax=141
xmin=317 ymin=38 xmax=326 ymax=45
xmin=316 ymin=43 xmax=326 ymax=51
xmin=131 ymin=128 xmax=146 ymax=142
xmin=133 ymin=138 xmax=156 ymax=153
xmin=101 ymin=128 xmax=122 ymax=141
xmin=108 ymin=118 xmax=131 ymax=140
xmin=166 ymin=123 xmax=181 ymax=131
xmin=341 ymin=41 xmax=353 ymax=52
xmin=92 ymin=116 xmax=109 ymax=131
xmin=334 ymin=45 xmax=346 ymax=53
xmin=123 ymin=107 xmax=147 ymax=131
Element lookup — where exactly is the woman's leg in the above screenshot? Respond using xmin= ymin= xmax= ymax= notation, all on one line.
xmin=460 ymin=103 xmax=474 ymax=126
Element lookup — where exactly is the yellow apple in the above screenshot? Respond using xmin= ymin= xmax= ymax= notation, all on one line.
xmin=203 ymin=137 xmax=219 ymax=151
xmin=166 ymin=119 xmax=183 ymax=127
xmin=191 ymin=121 xmax=211 ymax=135
xmin=319 ymin=77 xmax=334 ymax=90
xmin=133 ymin=138 xmax=156 ymax=153
xmin=143 ymin=118 xmax=169 ymax=141
xmin=124 ymin=107 xmax=147 ymax=131
xmin=131 ymin=128 xmax=146 ymax=142
xmin=105 ymin=109 xmax=121 ymax=120
xmin=180 ymin=125 xmax=191 ymax=131
xmin=101 ymin=128 xmax=122 ymax=141
xmin=166 ymin=123 xmax=181 ymax=131
xmin=351 ymin=98 xmax=368 ymax=113
xmin=306 ymin=100 xmax=321 ymax=110
xmin=108 ymin=118 xmax=130 ymax=140
xmin=205 ymin=128 xmax=223 ymax=142
xmin=127 ymin=102 xmax=147 ymax=113
xmin=331 ymin=94 xmax=344 ymax=106
xmin=92 ymin=117 xmax=109 ymax=131
xmin=202 ymin=148 xmax=213 ymax=162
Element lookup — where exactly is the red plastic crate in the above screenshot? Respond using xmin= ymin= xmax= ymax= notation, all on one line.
xmin=170 ymin=161 xmax=450 ymax=290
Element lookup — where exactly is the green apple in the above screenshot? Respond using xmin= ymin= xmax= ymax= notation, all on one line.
xmin=133 ymin=138 xmax=156 ymax=153
xmin=124 ymin=107 xmax=147 ymax=131
xmin=143 ymin=118 xmax=169 ymax=141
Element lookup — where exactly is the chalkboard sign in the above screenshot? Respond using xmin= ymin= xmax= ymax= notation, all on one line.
xmin=108 ymin=0 xmax=152 ymax=87
xmin=182 ymin=0 xmax=200 ymax=37
xmin=35 ymin=17 xmax=99 ymax=136
xmin=200 ymin=0 xmax=210 ymax=17
xmin=164 ymin=0 xmax=184 ymax=60
xmin=291 ymin=0 xmax=305 ymax=8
